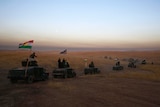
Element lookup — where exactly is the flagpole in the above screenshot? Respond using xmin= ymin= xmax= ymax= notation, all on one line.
xmin=19 ymin=40 xmax=34 ymax=77
xmin=25 ymin=49 xmax=32 ymax=77
xmin=25 ymin=45 xmax=33 ymax=78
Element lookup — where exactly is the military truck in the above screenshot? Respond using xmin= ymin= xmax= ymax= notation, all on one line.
xmin=84 ymin=61 xmax=100 ymax=75
xmin=112 ymin=66 xmax=123 ymax=70
xmin=52 ymin=68 xmax=76 ymax=78
xmin=7 ymin=59 xmax=49 ymax=83
xmin=128 ymin=62 xmax=136 ymax=68
xmin=127 ymin=58 xmax=137 ymax=68
xmin=84 ymin=67 xmax=100 ymax=74
xmin=112 ymin=61 xmax=124 ymax=70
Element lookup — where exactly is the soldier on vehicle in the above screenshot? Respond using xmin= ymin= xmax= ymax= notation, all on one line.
xmin=62 ymin=58 xmax=66 ymax=68
xmin=64 ymin=59 xmax=70 ymax=68
xmin=58 ymin=58 xmax=62 ymax=68
xmin=116 ymin=61 xmax=120 ymax=66
xmin=89 ymin=61 xmax=95 ymax=68
xmin=30 ymin=52 xmax=37 ymax=59
xmin=66 ymin=61 xmax=70 ymax=68
xmin=131 ymin=62 xmax=134 ymax=66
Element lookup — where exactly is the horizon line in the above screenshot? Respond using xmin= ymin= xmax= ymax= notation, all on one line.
xmin=0 ymin=45 xmax=159 ymax=52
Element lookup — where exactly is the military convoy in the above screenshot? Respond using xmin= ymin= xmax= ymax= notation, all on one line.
xmin=7 ymin=59 xmax=49 ymax=83
xmin=7 ymin=52 xmax=149 ymax=83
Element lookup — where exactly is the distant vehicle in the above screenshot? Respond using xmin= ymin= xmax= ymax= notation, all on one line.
xmin=84 ymin=61 xmax=100 ymax=75
xmin=128 ymin=62 xmax=136 ymax=68
xmin=7 ymin=60 xmax=49 ymax=83
xmin=112 ymin=66 xmax=123 ymax=70
xmin=52 ymin=68 xmax=76 ymax=78
xmin=112 ymin=61 xmax=123 ymax=70
xmin=141 ymin=60 xmax=146 ymax=64
xmin=84 ymin=67 xmax=100 ymax=74
xmin=127 ymin=58 xmax=138 ymax=68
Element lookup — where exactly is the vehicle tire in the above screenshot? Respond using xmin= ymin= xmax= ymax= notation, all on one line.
xmin=97 ymin=70 xmax=100 ymax=74
xmin=84 ymin=69 xmax=88 ymax=75
xmin=84 ymin=72 xmax=87 ymax=75
xmin=72 ymin=72 xmax=76 ymax=77
xmin=93 ymin=70 xmax=95 ymax=74
xmin=64 ymin=74 xmax=67 ymax=79
xmin=90 ymin=70 xmax=92 ymax=74
xmin=10 ymin=79 xmax=17 ymax=83
xmin=121 ymin=66 xmax=124 ymax=70
xmin=84 ymin=70 xmax=87 ymax=75
xmin=27 ymin=75 xmax=34 ymax=83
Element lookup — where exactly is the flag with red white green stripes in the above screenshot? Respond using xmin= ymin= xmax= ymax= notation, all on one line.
xmin=19 ymin=40 xmax=34 ymax=49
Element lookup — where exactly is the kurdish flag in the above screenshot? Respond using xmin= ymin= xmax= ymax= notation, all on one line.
xmin=19 ymin=40 xmax=34 ymax=49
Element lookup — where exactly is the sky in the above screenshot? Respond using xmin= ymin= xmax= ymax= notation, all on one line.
xmin=0 ymin=0 xmax=160 ymax=50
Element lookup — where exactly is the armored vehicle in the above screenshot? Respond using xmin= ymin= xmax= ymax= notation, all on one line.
xmin=84 ymin=67 xmax=100 ymax=74
xmin=127 ymin=58 xmax=137 ymax=68
xmin=112 ymin=61 xmax=123 ymax=70
xmin=52 ymin=68 xmax=76 ymax=78
xmin=128 ymin=62 xmax=136 ymax=68
xmin=7 ymin=59 xmax=49 ymax=83
xmin=84 ymin=61 xmax=100 ymax=75
xmin=112 ymin=66 xmax=123 ymax=70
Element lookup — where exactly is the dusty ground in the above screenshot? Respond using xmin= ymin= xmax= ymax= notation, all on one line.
xmin=1 ymin=73 xmax=160 ymax=107
xmin=0 ymin=50 xmax=160 ymax=107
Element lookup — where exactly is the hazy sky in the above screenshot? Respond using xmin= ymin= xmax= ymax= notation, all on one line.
xmin=0 ymin=0 xmax=160 ymax=50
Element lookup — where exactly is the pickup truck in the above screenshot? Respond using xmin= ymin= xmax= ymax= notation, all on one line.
xmin=8 ymin=66 xmax=49 ymax=83
xmin=52 ymin=68 xmax=76 ymax=78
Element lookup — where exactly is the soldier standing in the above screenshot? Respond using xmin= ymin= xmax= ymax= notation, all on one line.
xmin=89 ymin=61 xmax=95 ymax=68
xmin=58 ymin=58 xmax=61 ymax=68
xmin=30 ymin=52 xmax=37 ymax=59
xmin=116 ymin=61 xmax=120 ymax=66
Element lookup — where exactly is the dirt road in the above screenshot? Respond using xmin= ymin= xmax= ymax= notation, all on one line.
xmin=1 ymin=72 xmax=160 ymax=107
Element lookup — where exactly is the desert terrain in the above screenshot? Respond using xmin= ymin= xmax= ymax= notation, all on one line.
xmin=0 ymin=50 xmax=160 ymax=107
